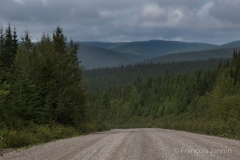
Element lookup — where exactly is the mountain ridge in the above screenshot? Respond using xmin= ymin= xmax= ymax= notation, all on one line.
xmin=77 ymin=39 xmax=240 ymax=69
xmin=77 ymin=44 xmax=132 ymax=69
xmin=80 ymin=40 xmax=218 ymax=58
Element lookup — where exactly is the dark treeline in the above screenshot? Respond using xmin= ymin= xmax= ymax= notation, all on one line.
xmin=84 ymin=58 xmax=227 ymax=90
xmin=89 ymin=51 xmax=240 ymax=139
xmin=1 ymin=24 xmax=240 ymax=150
xmin=0 ymin=25 xmax=93 ymax=149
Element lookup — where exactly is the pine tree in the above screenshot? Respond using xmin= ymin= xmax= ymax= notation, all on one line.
xmin=12 ymin=26 xmax=18 ymax=57
xmin=0 ymin=81 xmax=9 ymax=125
xmin=3 ymin=24 xmax=13 ymax=69
xmin=0 ymin=24 xmax=18 ymax=81
xmin=5 ymin=31 xmax=46 ymax=125
xmin=5 ymin=27 xmax=87 ymax=126
xmin=0 ymin=26 xmax=4 ymax=79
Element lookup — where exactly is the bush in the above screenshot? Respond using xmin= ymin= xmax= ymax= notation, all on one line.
xmin=35 ymin=126 xmax=53 ymax=142
xmin=0 ymin=124 xmax=82 ymax=149
xmin=5 ymin=130 xmax=38 ymax=148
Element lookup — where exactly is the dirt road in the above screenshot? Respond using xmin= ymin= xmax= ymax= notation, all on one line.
xmin=1 ymin=128 xmax=240 ymax=160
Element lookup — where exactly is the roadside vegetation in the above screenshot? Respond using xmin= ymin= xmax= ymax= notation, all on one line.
xmin=88 ymin=52 xmax=240 ymax=139
xmin=0 ymin=24 xmax=239 ymax=150
xmin=0 ymin=25 xmax=107 ymax=150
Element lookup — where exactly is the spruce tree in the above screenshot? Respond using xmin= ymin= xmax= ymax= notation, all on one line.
xmin=0 ymin=24 xmax=18 ymax=81
xmin=3 ymin=24 xmax=13 ymax=70
xmin=0 ymin=26 xmax=4 ymax=79
xmin=6 ymin=27 xmax=87 ymax=126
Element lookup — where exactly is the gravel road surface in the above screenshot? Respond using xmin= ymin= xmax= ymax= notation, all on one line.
xmin=1 ymin=128 xmax=240 ymax=160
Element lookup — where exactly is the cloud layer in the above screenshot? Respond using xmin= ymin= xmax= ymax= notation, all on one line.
xmin=0 ymin=0 xmax=240 ymax=44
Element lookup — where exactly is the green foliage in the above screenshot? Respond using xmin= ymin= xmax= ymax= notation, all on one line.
xmin=84 ymin=58 xmax=226 ymax=91
xmin=4 ymin=27 xmax=87 ymax=126
xmin=0 ymin=82 xmax=9 ymax=127
xmin=88 ymin=52 xmax=240 ymax=139
xmin=1 ymin=25 xmax=240 ymax=150
xmin=0 ymin=26 xmax=90 ymax=149
xmin=0 ymin=82 xmax=9 ymax=104
xmin=0 ymin=24 xmax=18 ymax=82
xmin=0 ymin=124 xmax=84 ymax=149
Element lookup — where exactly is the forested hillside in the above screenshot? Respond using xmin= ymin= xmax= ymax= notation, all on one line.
xmin=88 ymin=52 xmax=240 ymax=139
xmin=1 ymin=25 xmax=240 ymax=150
xmin=146 ymin=48 xmax=238 ymax=64
xmin=81 ymin=40 xmax=240 ymax=67
xmin=220 ymin=40 xmax=240 ymax=48
xmin=77 ymin=44 xmax=132 ymax=69
xmin=84 ymin=58 xmax=227 ymax=90
xmin=81 ymin=40 xmax=217 ymax=58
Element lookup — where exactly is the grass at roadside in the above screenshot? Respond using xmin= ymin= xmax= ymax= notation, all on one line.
xmin=0 ymin=122 xmax=110 ymax=151
xmin=108 ymin=115 xmax=240 ymax=140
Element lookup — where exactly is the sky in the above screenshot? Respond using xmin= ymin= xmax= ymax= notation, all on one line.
xmin=0 ymin=0 xmax=240 ymax=45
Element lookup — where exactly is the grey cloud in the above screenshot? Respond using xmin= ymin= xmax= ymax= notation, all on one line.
xmin=0 ymin=0 xmax=98 ymax=23
xmin=0 ymin=0 xmax=240 ymax=44
xmin=149 ymin=0 xmax=202 ymax=9
xmin=209 ymin=0 xmax=240 ymax=25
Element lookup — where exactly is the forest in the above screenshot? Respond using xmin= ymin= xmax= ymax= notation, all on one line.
xmin=0 ymin=25 xmax=240 ymax=149
xmin=83 ymin=58 xmax=227 ymax=90
xmin=0 ymin=25 xmax=91 ymax=148
xmin=88 ymin=52 xmax=240 ymax=139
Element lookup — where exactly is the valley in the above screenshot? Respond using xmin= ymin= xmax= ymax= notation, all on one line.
xmin=79 ymin=40 xmax=240 ymax=69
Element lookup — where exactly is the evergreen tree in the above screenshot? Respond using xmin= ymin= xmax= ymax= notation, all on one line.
xmin=0 ymin=26 xmax=4 ymax=78
xmin=5 ymin=27 xmax=87 ymax=126
xmin=0 ymin=24 xmax=18 ymax=81
xmin=0 ymin=81 xmax=9 ymax=126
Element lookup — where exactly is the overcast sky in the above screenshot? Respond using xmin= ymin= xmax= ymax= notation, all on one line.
xmin=1 ymin=0 xmax=240 ymax=44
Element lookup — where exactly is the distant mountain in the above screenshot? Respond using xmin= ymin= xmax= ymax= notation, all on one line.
xmin=77 ymin=44 xmax=132 ymax=69
xmin=80 ymin=40 xmax=217 ymax=59
xmin=78 ymin=40 xmax=240 ymax=69
xmin=220 ymin=40 xmax=240 ymax=48
xmin=118 ymin=52 xmax=147 ymax=63
xmin=80 ymin=41 xmax=114 ymax=48
xmin=80 ymin=42 xmax=146 ymax=63
xmin=145 ymin=48 xmax=239 ymax=64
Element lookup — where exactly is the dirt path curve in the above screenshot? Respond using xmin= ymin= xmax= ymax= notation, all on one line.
xmin=1 ymin=128 xmax=240 ymax=160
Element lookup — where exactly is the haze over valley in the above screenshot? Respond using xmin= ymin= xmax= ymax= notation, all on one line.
xmin=78 ymin=39 xmax=240 ymax=69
